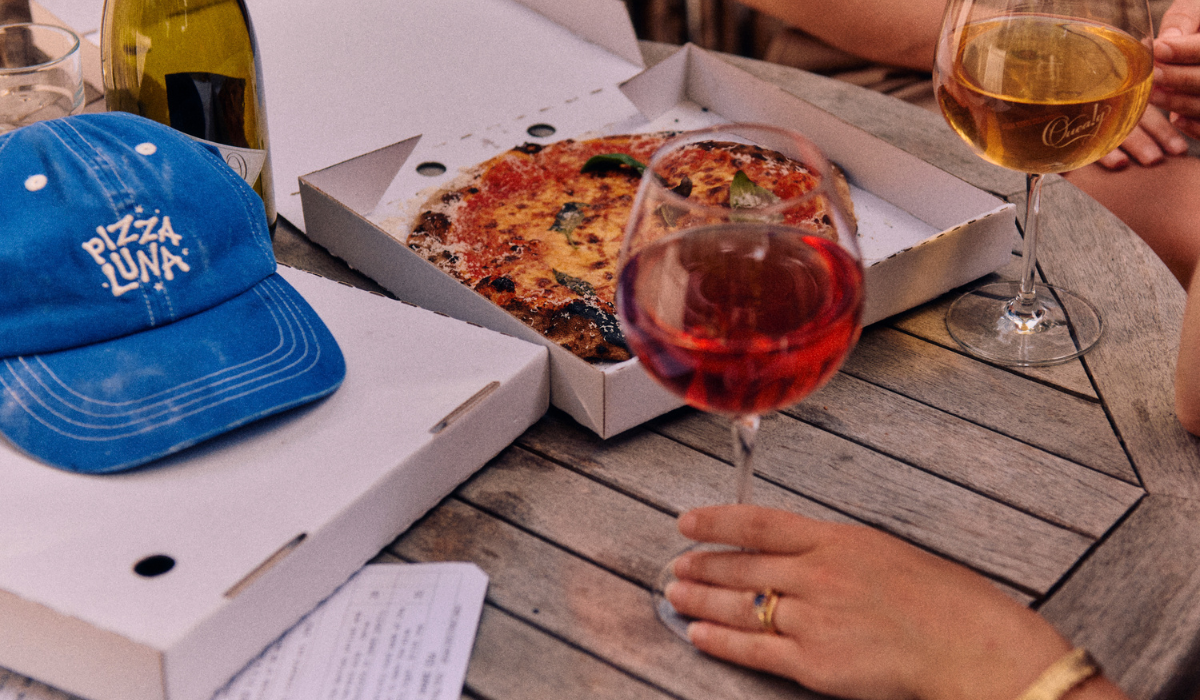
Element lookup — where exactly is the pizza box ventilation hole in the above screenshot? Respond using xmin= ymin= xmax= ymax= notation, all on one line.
xmin=299 ymin=44 xmax=1016 ymax=441
xmin=0 ymin=267 xmax=549 ymax=700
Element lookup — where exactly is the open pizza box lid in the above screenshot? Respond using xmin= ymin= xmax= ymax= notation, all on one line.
xmin=250 ymin=0 xmax=645 ymax=232
xmin=298 ymin=35 xmax=1017 ymax=437
xmin=0 ymin=267 xmax=548 ymax=700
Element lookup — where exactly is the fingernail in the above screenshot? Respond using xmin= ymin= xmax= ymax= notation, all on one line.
xmin=1161 ymin=27 xmax=1182 ymax=38
xmin=663 ymin=581 xmax=677 ymax=599
xmin=1169 ymin=138 xmax=1189 ymax=154
xmin=1154 ymin=66 xmax=1164 ymax=82
xmin=686 ymin=621 xmax=700 ymax=643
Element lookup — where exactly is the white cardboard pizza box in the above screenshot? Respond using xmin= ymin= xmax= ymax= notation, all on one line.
xmin=0 ymin=266 xmax=549 ymax=700
xmin=247 ymin=0 xmax=645 ymax=232
xmin=298 ymin=37 xmax=1016 ymax=438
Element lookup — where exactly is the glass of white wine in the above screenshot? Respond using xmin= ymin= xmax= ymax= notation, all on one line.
xmin=934 ymin=0 xmax=1153 ymax=365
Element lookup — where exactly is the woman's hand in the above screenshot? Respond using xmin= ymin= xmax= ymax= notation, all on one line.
xmin=665 ymin=505 xmax=1074 ymax=700
xmin=1096 ymin=107 xmax=1191 ymax=169
xmin=1151 ymin=0 xmax=1200 ymax=139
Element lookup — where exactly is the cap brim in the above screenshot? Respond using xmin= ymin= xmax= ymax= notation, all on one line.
xmin=0 ymin=273 xmax=345 ymax=474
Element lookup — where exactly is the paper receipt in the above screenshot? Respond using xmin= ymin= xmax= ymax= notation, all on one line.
xmin=0 ymin=562 xmax=489 ymax=700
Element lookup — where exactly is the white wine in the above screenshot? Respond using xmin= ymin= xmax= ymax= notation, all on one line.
xmin=101 ymin=0 xmax=275 ymax=228
xmin=936 ymin=15 xmax=1152 ymax=174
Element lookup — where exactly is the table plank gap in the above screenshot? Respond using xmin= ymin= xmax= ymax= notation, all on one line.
xmin=389 ymin=499 xmax=826 ymax=700
xmin=885 ymin=259 xmax=1102 ymax=400
xmin=524 ymin=411 xmax=1089 ymax=594
xmin=784 ymin=372 xmax=1144 ymax=537
xmin=1038 ymin=496 xmax=1200 ymax=700
xmin=466 ymin=605 xmax=686 ymax=700
xmin=1031 ymin=179 xmax=1200 ymax=497
xmin=509 ymin=423 xmax=1037 ymax=601
xmin=454 ymin=446 xmax=689 ymax=588
xmin=651 ymin=409 xmax=1093 ymax=593
xmin=840 ymin=326 xmax=1136 ymax=481
xmin=375 ymin=548 xmax=684 ymax=700
xmin=1028 ymin=491 xmax=1146 ymax=610
xmin=390 ymin=542 xmax=692 ymax=700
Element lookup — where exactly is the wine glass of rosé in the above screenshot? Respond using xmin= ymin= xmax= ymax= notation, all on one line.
xmin=934 ymin=0 xmax=1153 ymax=365
xmin=615 ymin=124 xmax=863 ymax=638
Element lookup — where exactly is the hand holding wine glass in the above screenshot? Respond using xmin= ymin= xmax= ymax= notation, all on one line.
xmin=934 ymin=0 xmax=1154 ymax=365
xmin=615 ymin=124 xmax=863 ymax=637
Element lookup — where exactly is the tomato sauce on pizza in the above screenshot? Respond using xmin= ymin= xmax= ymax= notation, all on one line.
xmin=406 ymin=132 xmax=852 ymax=363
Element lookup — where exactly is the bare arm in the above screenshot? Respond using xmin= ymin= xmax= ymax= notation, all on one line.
xmin=1061 ymin=156 xmax=1200 ymax=436
xmin=734 ymin=0 xmax=945 ymax=71
xmin=0 ymin=0 xmax=31 ymax=24
xmin=1177 ymin=264 xmax=1200 ymax=434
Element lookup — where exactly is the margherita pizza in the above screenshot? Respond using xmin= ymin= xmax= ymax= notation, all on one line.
xmin=405 ymin=132 xmax=853 ymax=362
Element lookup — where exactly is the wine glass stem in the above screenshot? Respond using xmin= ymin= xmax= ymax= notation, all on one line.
xmin=998 ymin=172 xmax=1050 ymax=334
xmin=1014 ymin=173 xmax=1044 ymax=315
xmin=731 ymin=414 xmax=761 ymax=505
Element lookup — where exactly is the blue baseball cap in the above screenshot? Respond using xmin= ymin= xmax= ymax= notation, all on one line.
xmin=0 ymin=112 xmax=345 ymax=473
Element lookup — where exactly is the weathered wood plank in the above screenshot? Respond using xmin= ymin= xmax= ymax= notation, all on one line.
xmin=391 ymin=500 xmax=821 ymax=700
xmin=841 ymin=326 xmax=1135 ymax=481
xmin=460 ymin=439 xmax=1034 ymax=605
xmin=887 ymin=255 xmax=1101 ymax=399
xmin=519 ymin=411 xmax=1089 ymax=592
xmin=376 ymin=549 xmax=677 ymax=700
xmin=518 ymin=411 xmax=855 ymax=524
xmin=456 ymin=446 xmax=692 ymax=588
xmin=647 ymin=409 xmax=1093 ymax=593
xmin=468 ymin=606 xmax=676 ymax=700
xmin=1039 ymin=496 xmax=1200 ymax=700
xmin=784 ymin=372 xmax=1142 ymax=537
xmin=1034 ymin=179 xmax=1200 ymax=497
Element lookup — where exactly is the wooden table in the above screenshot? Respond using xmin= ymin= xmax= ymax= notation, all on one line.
xmin=275 ymin=43 xmax=1200 ymax=700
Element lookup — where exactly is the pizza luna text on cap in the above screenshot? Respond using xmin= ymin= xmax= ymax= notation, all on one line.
xmin=0 ymin=112 xmax=346 ymax=474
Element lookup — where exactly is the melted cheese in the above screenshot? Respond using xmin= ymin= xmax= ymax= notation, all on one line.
xmin=409 ymin=134 xmax=840 ymax=320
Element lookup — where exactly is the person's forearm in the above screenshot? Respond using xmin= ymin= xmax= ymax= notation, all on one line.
xmin=735 ymin=0 xmax=945 ymax=70
xmin=1064 ymin=676 xmax=1132 ymax=700
xmin=1176 ymin=262 xmax=1200 ymax=434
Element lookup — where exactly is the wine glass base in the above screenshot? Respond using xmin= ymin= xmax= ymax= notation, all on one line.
xmin=653 ymin=542 xmax=738 ymax=642
xmin=946 ymin=281 xmax=1102 ymax=366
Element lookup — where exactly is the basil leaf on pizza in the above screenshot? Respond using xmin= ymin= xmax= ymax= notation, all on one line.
xmin=581 ymin=153 xmax=647 ymax=175
xmin=730 ymin=170 xmax=781 ymax=208
xmin=550 ymin=202 xmax=587 ymax=247
xmin=406 ymin=133 xmax=855 ymax=363
xmin=554 ymin=270 xmax=598 ymax=299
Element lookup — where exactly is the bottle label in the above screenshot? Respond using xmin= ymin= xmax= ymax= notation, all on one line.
xmin=191 ymin=136 xmax=267 ymax=187
xmin=164 ymin=72 xmax=266 ymax=187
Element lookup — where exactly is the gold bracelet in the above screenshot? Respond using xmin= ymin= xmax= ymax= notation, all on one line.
xmin=1016 ymin=648 xmax=1101 ymax=700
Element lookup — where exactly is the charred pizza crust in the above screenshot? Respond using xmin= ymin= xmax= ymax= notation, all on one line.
xmin=406 ymin=133 xmax=855 ymax=363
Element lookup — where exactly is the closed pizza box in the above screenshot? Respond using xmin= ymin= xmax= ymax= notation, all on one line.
xmin=0 ymin=267 xmax=548 ymax=700
xmin=298 ymin=45 xmax=1016 ymax=438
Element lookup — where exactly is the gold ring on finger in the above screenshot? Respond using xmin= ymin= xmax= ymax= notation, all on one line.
xmin=753 ymin=588 xmax=780 ymax=634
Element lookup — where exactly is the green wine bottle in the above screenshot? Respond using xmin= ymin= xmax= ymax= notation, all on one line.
xmin=100 ymin=0 xmax=276 ymax=230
